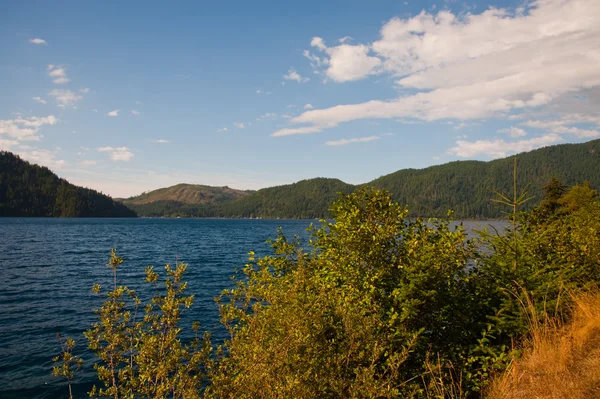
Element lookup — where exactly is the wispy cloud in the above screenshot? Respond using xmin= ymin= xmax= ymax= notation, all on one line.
xmin=257 ymin=113 xmax=278 ymax=121
xmin=32 ymin=97 xmax=47 ymax=104
xmin=448 ymin=134 xmax=563 ymax=158
xmin=107 ymin=110 xmax=120 ymax=117
xmin=325 ymin=135 xmax=380 ymax=146
xmin=29 ymin=38 xmax=47 ymax=45
xmin=152 ymin=139 xmax=170 ymax=143
xmin=522 ymin=114 xmax=600 ymax=138
xmin=80 ymin=160 xmax=97 ymax=166
xmin=283 ymin=68 xmax=310 ymax=83
xmin=21 ymin=148 xmax=65 ymax=168
xmin=0 ymin=138 xmax=19 ymax=151
xmin=498 ymin=126 xmax=527 ymax=137
xmin=47 ymin=64 xmax=70 ymax=84
xmin=304 ymin=104 xmax=313 ymax=109
xmin=217 ymin=127 xmax=229 ymax=132
xmin=233 ymin=122 xmax=245 ymax=129
xmin=79 ymin=88 xmax=90 ymax=93
xmin=48 ymin=89 xmax=82 ymax=108
xmin=131 ymin=110 xmax=140 ymax=116
xmin=98 ymin=146 xmax=134 ymax=161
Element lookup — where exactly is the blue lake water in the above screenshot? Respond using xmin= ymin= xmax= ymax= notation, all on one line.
xmin=0 ymin=218 xmax=506 ymax=398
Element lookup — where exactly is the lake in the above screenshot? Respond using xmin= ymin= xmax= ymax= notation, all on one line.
xmin=0 ymin=218 xmax=507 ymax=398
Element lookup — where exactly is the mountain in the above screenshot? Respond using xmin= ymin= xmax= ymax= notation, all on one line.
xmin=121 ymin=184 xmax=252 ymax=217
xmin=0 ymin=151 xmax=136 ymax=217
xmin=127 ymin=139 xmax=600 ymax=219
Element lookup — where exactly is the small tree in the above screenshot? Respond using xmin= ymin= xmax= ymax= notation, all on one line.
xmin=52 ymin=334 xmax=83 ymax=399
xmin=84 ymin=250 xmax=212 ymax=399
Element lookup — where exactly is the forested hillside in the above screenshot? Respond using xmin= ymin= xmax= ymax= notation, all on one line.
xmin=128 ymin=139 xmax=600 ymax=219
xmin=220 ymin=178 xmax=355 ymax=218
xmin=370 ymin=139 xmax=600 ymax=217
xmin=0 ymin=152 xmax=136 ymax=217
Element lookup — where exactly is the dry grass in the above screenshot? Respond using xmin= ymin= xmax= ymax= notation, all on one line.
xmin=487 ymin=291 xmax=600 ymax=399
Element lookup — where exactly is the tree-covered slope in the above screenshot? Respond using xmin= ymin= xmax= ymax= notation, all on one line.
xmin=219 ymin=178 xmax=355 ymax=219
xmin=369 ymin=139 xmax=600 ymax=217
xmin=0 ymin=151 xmax=136 ymax=217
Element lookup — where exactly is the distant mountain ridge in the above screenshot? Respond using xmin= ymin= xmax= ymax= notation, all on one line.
xmin=4 ymin=139 xmax=600 ymax=219
xmin=0 ymin=151 xmax=136 ymax=217
xmin=125 ymin=139 xmax=600 ymax=219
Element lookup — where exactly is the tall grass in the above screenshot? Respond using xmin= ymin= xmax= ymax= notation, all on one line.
xmin=487 ymin=291 xmax=600 ymax=398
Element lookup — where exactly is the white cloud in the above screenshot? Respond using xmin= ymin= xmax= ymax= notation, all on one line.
xmin=98 ymin=146 xmax=134 ymax=161
xmin=279 ymin=0 xmax=600 ymax=137
xmin=304 ymin=104 xmax=313 ymax=109
xmin=338 ymin=36 xmax=353 ymax=44
xmin=283 ymin=68 xmax=310 ymax=83
xmin=448 ymin=134 xmax=563 ymax=158
xmin=131 ymin=110 xmax=140 ymax=116
xmin=29 ymin=38 xmax=47 ymax=45
xmin=32 ymin=97 xmax=47 ymax=104
xmin=281 ymin=113 xmax=293 ymax=119
xmin=522 ymin=113 xmax=600 ymax=138
xmin=48 ymin=89 xmax=83 ymax=108
xmin=551 ymin=126 xmax=600 ymax=138
xmin=233 ymin=122 xmax=245 ymax=129
xmin=256 ymin=90 xmax=261 ymax=94
xmin=0 ymin=138 xmax=19 ymax=151
xmin=273 ymin=125 xmax=333 ymax=137
xmin=308 ymin=37 xmax=382 ymax=82
xmin=0 ymin=115 xmax=57 ymax=141
xmin=79 ymin=88 xmax=90 ymax=93
xmin=18 ymin=148 xmax=65 ymax=169
xmin=47 ymin=65 xmax=70 ymax=84
xmin=326 ymin=135 xmax=381 ymax=146
xmin=217 ymin=127 xmax=229 ymax=132
xmin=311 ymin=37 xmax=327 ymax=51
xmin=498 ymin=126 xmax=527 ymax=137
xmin=80 ymin=160 xmax=97 ymax=166
xmin=107 ymin=110 xmax=120 ymax=117
xmin=152 ymin=139 xmax=170 ymax=143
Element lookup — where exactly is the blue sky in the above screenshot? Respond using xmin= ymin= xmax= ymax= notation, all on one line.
xmin=1 ymin=0 xmax=599 ymax=197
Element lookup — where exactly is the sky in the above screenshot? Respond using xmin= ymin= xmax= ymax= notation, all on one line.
xmin=1 ymin=0 xmax=599 ymax=198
